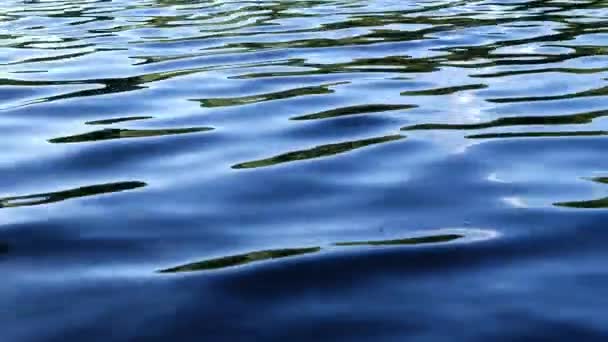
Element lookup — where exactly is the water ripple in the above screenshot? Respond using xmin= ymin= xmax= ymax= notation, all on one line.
xmin=3 ymin=0 xmax=608 ymax=340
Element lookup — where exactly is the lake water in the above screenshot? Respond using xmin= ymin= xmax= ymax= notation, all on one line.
xmin=2 ymin=0 xmax=608 ymax=341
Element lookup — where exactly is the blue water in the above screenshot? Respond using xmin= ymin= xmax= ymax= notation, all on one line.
xmin=2 ymin=0 xmax=608 ymax=340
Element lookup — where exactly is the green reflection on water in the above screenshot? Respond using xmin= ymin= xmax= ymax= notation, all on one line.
xmin=232 ymin=134 xmax=403 ymax=169
xmin=196 ymin=82 xmax=346 ymax=108
xmin=158 ymin=233 xmax=466 ymax=273
xmin=0 ymin=181 xmax=146 ymax=208
xmin=233 ymin=56 xmax=438 ymax=79
xmin=291 ymin=104 xmax=416 ymax=120
xmin=401 ymin=84 xmax=487 ymax=96
xmin=334 ymin=234 xmax=463 ymax=246
xmin=85 ymin=116 xmax=153 ymax=125
xmin=555 ymin=177 xmax=608 ymax=209
xmin=49 ymin=127 xmax=212 ymax=143
xmin=466 ymin=131 xmax=608 ymax=139
xmin=158 ymin=247 xmax=322 ymax=273
xmin=472 ymin=66 xmax=608 ymax=79
xmin=402 ymin=110 xmax=608 ymax=131
xmin=488 ymin=86 xmax=608 ymax=103
xmin=0 ymin=68 xmax=215 ymax=108
xmin=555 ymin=198 xmax=608 ymax=209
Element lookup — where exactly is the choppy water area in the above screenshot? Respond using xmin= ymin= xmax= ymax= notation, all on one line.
xmin=1 ymin=0 xmax=608 ymax=340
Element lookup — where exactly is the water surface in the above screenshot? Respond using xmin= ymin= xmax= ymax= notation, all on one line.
xmin=2 ymin=0 xmax=608 ymax=341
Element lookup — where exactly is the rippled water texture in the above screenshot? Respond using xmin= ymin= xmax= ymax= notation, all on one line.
xmin=2 ymin=0 xmax=608 ymax=341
